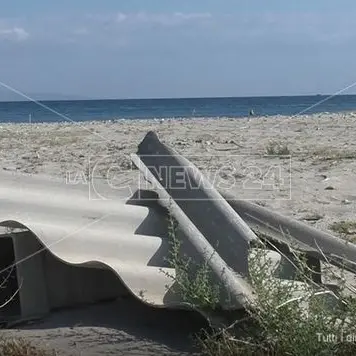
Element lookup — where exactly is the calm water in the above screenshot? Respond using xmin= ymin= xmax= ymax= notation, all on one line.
xmin=0 ymin=95 xmax=356 ymax=123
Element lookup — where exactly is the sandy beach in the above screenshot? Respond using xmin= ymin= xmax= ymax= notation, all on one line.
xmin=2 ymin=111 xmax=356 ymax=354
xmin=1 ymin=111 xmax=356 ymax=234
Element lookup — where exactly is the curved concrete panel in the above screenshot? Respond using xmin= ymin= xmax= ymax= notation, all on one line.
xmin=132 ymin=131 xmax=259 ymax=310
xmin=223 ymin=193 xmax=356 ymax=268
xmin=0 ymin=171 xmax=184 ymax=320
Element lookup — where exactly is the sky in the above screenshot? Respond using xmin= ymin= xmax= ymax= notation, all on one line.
xmin=1 ymin=0 xmax=356 ymax=99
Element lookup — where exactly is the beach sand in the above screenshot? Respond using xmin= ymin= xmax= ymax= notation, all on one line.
xmin=2 ymin=297 xmax=207 ymax=356
xmin=1 ymin=111 xmax=356 ymax=233
xmin=1 ymin=111 xmax=356 ymax=354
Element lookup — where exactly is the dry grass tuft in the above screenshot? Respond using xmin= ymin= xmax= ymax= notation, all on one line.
xmin=0 ymin=337 xmax=56 ymax=356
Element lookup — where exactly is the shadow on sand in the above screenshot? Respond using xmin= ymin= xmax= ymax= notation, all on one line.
xmin=6 ymin=295 xmax=208 ymax=355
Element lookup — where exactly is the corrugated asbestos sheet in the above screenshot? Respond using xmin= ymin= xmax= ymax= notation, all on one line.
xmin=1 ymin=131 xmax=356 ymax=323
xmin=0 ymin=170 xmax=183 ymax=320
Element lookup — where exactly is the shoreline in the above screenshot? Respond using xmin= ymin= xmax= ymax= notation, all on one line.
xmin=0 ymin=110 xmax=355 ymax=126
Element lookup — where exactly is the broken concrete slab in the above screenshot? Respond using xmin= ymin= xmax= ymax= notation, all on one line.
xmin=223 ymin=194 xmax=356 ymax=273
xmin=134 ymin=131 xmax=259 ymax=276
xmin=132 ymin=131 xmax=263 ymax=309
xmin=0 ymin=171 xmax=182 ymax=322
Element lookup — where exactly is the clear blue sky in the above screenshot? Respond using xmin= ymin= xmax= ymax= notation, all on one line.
xmin=1 ymin=0 xmax=356 ymax=99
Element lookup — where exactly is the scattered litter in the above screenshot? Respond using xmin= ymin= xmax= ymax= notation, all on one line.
xmin=302 ymin=213 xmax=324 ymax=221
xmin=325 ymin=186 xmax=335 ymax=190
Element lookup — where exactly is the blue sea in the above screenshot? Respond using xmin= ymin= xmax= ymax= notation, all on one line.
xmin=0 ymin=95 xmax=356 ymax=123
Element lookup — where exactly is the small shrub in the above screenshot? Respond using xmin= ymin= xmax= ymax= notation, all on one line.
xmin=330 ymin=221 xmax=356 ymax=243
xmin=265 ymin=141 xmax=290 ymax=156
xmin=314 ymin=150 xmax=356 ymax=162
xmin=198 ymin=247 xmax=356 ymax=355
xmin=162 ymin=215 xmax=220 ymax=309
xmin=165 ymin=221 xmax=356 ymax=356
xmin=0 ymin=337 xmax=56 ymax=356
xmin=330 ymin=221 xmax=356 ymax=237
